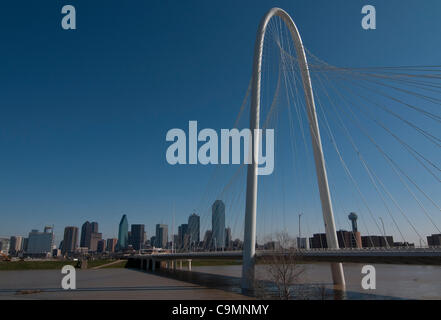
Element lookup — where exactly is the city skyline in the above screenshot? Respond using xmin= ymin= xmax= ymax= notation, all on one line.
xmin=1 ymin=1 xmax=441 ymax=304
xmin=3 ymin=209 xmax=440 ymax=253
xmin=1 ymin=0 xmax=440 ymax=246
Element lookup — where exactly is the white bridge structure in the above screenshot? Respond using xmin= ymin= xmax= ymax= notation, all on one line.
xmin=243 ymin=7 xmax=344 ymax=291
xmin=129 ymin=247 xmax=441 ymax=272
xmin=131 ymin=7 xmax=441 ymax=293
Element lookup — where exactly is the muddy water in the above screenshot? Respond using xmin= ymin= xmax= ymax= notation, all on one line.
xmin=192 ymin=263 xmax=441 ymax=300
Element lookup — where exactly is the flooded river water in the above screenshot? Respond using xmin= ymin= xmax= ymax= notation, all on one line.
xmin=192 ymin=263 xmax=441 ymax=299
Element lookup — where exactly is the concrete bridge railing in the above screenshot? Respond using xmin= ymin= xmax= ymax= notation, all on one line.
xmin=126 ymin=247 xmax=441 ymax=273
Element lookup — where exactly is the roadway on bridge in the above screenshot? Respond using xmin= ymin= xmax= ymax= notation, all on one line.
xmin=134 ymin=248 xmax=441 ymax=265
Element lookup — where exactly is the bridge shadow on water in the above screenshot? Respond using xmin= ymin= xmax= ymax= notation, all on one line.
xmin=127 ymin=267 xmax=401 ymax=300
xmin=128 ymin=267 xmax=244 ymax=295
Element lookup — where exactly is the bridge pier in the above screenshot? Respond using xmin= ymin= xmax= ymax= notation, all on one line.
xmin=187 ymin=259 xmax=192 ymax=271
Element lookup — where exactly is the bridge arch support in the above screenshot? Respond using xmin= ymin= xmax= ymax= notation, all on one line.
xmin=241 ymin=7 xmax=345 ymax=292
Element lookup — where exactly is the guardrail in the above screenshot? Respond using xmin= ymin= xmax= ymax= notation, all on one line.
xmin=131 ymin=247 xmax=441 ymax=260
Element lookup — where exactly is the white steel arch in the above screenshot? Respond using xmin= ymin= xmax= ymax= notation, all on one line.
xmin=242 ymin=7 xmax=345 ymax=292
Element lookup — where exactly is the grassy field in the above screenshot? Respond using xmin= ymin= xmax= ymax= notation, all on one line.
xmin=179 ymin=259 xmax=242 ymax=267
xmin=99 ymin=260 xmax=127 ymax=268
xmin=86 ymin=259 xmax=127 ymax=269
xmin=0 ymin=258 xmax=233 ymax=271
xmin=0 ymin=259 xmax=127 ymax=271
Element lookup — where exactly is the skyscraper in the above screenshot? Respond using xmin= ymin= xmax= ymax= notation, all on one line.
xmin=427 ymin=234 xmax=441 ymax=246
xmin=27 ymin=226 xmax=54 ymax=255
xmin=0 ymin=238 xmax=10 ymax=254
xmin=80 ymin=221 xmax=90 ymax=248
xmin=97 ymin=239 xmax=106 ymax=253
xmin=131 ymin=224 xmax=145 ymax=250
xmin=225 ymin=227 xmax=232 ymax=249
xmin=62 ymin=226 xmax=78 ymax=254
xmin=91 ymin=222 xmax=98 ymax=233
xmin=337 ymin=230 xmax=362 ymax=249
xmin=22 ymin=238 xmax=28 ymax=252
xmin=117 ymin=214 xmax=129 ymax=250
xmin=309 ymin=233 xmax=328 ymax=249
xmin=173 ymin=234 xmax=179 ymax=250
xmin=155 ymin=224 xmax=168 ymax=248
xmin=212 ymin=200 xmax=225 ymax=250
xmin=188 ymin=213 xmax=200 ymax=246
xmin=80 ymin=221 xmax=99 ymax=249
xmin=178 ymin=224 xmax=188 ymax=249
xmin=9 ymin=236 xmax=23 ymax=255
xmin=203 ymin=230 xmax=213 ymax=250
xmin=90 ymin=232 xmax=102 ymax=252
xmin=106 ymin=238 xmax=118 ymax=253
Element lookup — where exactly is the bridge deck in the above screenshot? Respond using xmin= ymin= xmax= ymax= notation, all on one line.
xmin=131 ymin=248 xmax=441 ymax=261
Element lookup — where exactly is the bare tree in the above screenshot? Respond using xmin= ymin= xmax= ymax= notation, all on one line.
xmin=258 ymin=232 xmax=305 ymax=300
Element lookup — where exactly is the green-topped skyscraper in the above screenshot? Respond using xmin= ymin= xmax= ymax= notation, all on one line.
xmin=117 ymin=214 xmax=128 ymax=251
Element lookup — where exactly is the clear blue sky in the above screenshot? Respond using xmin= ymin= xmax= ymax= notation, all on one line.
xmin=1 ymin=0 xmax=440 ymax=245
